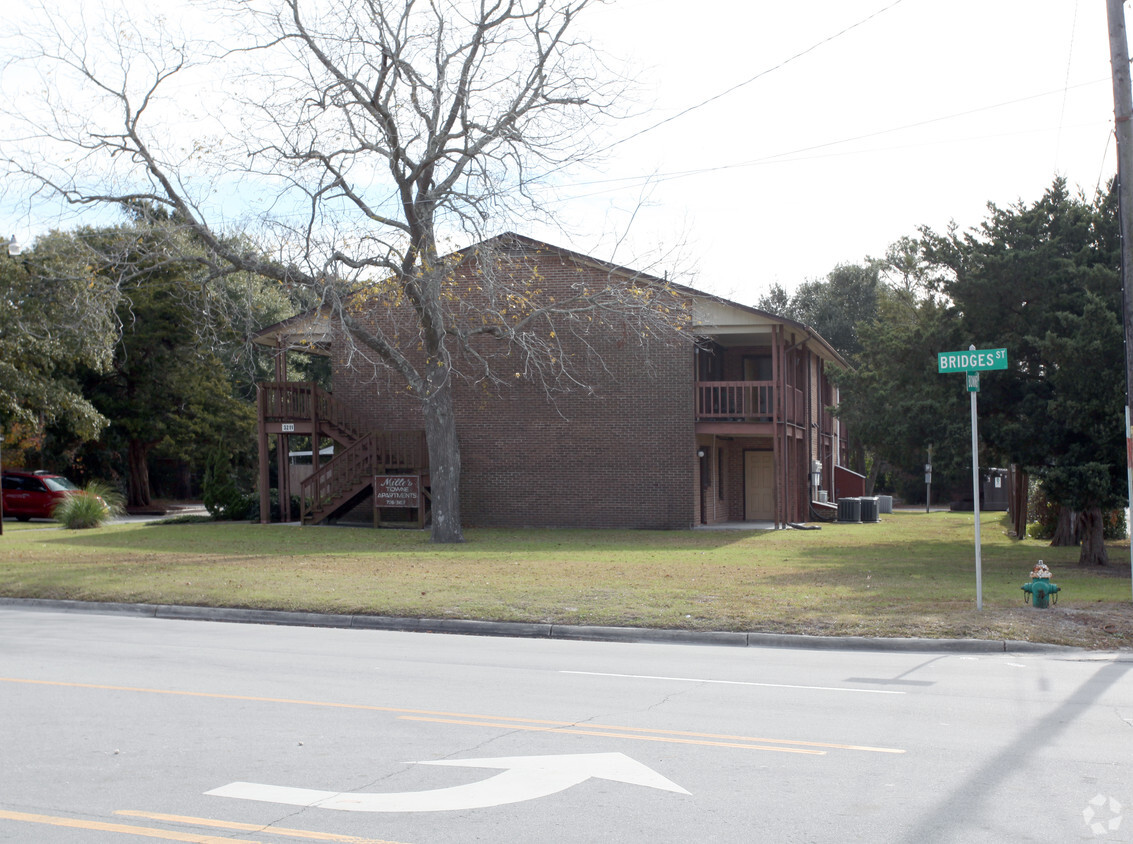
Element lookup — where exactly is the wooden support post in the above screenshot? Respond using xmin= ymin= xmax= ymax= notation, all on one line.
xmin=257 ymin=385 xmax=270 ymax=525
xmin=278 ymin=433 xmax=290 ymax=522
xmin=310 ymin=382 xmax=320 ymax=505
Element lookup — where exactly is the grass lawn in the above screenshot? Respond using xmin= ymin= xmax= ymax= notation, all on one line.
xmin=1 ymin=510 xmax=1131 ymax=649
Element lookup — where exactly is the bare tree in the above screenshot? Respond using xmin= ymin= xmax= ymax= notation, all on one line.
xmin=2 ymin=0 xmax=691 ymax=541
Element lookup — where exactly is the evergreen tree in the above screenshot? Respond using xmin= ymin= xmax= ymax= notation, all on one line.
xmin=0 ymin=232 xmax=119 ymax=452
xmin=922 ymin=178 xmax=1124 ymax=564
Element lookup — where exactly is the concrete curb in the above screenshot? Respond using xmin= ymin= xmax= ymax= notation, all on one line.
xmin=0 ymin=597 xmax=1077 ymax=654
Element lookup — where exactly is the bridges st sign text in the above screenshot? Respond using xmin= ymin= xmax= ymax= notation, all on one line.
xmin=937 ymin=348 xmax=1008 ymax=374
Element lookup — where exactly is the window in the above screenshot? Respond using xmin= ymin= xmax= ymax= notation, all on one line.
xmin=43 ymin=477 xmax=78 ymax=492
xmin=743 ymin=354 xmax=773 ymax=381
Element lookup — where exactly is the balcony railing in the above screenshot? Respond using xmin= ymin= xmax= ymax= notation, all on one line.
xmin=696 ymin=381 xmax=805 ymax=425
xmin=259 ymin=381 xmax=369 ymax=442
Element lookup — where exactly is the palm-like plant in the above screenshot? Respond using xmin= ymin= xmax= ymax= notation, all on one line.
xmin=53 ymin=481 xmax=125 ymax=529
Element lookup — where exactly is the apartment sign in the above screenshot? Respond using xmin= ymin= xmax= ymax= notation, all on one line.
xmin=374 ymin=475 xmax=421 ymax=508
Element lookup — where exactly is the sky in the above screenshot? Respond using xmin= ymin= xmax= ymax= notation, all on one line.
xmin=536 ymin=0 xmax=1122 ymax=303
xmin=1 ymin=0 xmax=1124 ymax=307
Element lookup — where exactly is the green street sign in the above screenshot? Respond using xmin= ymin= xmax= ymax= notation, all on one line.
xmin=938 ymin=348 xmax=1008 ymax=374
xmin=966 ymin=372 xmax=980 ymax=392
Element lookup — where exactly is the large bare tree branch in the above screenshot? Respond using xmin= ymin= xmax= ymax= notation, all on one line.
xmin=1 ymin=0 xmax=689 ymax=542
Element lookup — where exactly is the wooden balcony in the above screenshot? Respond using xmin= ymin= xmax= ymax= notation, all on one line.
xmin=259 ymin=381 xmax=369 ymax=444
xmin=695 ymin=381 xmax=805 ymax=428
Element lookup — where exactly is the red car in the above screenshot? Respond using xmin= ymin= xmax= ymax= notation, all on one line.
xmin=1 ymin=470 xmax=82 ymax=521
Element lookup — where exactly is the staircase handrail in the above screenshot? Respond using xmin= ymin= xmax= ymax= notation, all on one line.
xmin=311 ymin=383 xmax=370 ymax=441
xmin=299 ymin=430 xmax=429 ymax=524
xmin=300 ymin=432 xmax=377 ymax=524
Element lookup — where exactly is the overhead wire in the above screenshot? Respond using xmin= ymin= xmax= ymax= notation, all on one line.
xmin=1054 ymin=0 xmax=1082 ymax=168
xmin=552 ymin=79 xmax=1112 ymax=200
xmin=588 ymin=0 xmax=910 ymax=159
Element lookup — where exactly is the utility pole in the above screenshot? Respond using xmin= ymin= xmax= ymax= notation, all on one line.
xmin=1105 ymin=0 xmax=1133 ymax=602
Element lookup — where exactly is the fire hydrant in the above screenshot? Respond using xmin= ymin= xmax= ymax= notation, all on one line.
xmin=1022 ymin=561 xmax=1060 ymax=609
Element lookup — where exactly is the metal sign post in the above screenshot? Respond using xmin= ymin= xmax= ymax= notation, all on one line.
xmin=969 ymin=377 xmax=982 ymax=611
xmin=938 ymin=346 xmax=1008 ymax=611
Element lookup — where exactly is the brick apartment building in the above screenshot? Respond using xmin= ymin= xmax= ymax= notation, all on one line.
xmin=254 ymin=234 xmax=852 ymax=530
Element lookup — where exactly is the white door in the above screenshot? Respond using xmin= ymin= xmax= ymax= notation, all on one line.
xmin=744 ymin=451 xmax=774 ymax=521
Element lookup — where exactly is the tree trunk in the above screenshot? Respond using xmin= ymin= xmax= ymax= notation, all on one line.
xmin=127 ymin=438 xmax=152 ymax=508
xmin=421 ymin=377 xmax=463 ymax=544
xmin=864 ymin=458 xmax=882 ymax=497
xmin=1077 ymin=506 xmax=1109 ymax=565
xmin=1009 ymin=466 xmax=1029 ymax=538
xmin=1050 ymin=504 xmax=1078 ymax=546
xmin=849 ymin=439 xmax=867 ymax=477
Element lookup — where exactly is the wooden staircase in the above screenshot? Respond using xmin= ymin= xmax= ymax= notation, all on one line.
xmin=257 ymin=382 xmax=427 ymax=525
xmin=300 ymin=429 xmax=427 ymax=525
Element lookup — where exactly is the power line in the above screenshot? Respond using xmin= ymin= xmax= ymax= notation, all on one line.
xmin=1054 ymin=0 xmax=1082 ymax=168
xmin=590 ymin=0 xmax=909 ymax=158
xmin=556 ymin=79 xmax=1110 ymax=197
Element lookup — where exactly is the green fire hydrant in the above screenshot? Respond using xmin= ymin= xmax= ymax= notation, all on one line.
xmin=1022 ymin=561 xmax=1060 ymax=609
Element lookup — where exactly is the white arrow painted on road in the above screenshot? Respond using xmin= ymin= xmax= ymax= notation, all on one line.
xmin=206 ymin=752 xmax=689 ymax=813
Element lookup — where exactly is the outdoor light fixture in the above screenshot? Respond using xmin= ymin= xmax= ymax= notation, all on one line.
xmin=697 ymin=448 xmax=706 ymax=458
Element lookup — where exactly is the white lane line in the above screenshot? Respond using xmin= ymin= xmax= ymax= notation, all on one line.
xmin=561 ymin=670 xmax=906 ymax=695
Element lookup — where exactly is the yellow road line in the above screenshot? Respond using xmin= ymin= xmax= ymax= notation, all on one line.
xmin=115 ymin=811 xmax=409 ymax=844
xmin=0 ymin=676 xmax=904 ymax=756
xmin=397 ymin=716 xmax=826 ymax=754
xmin=0 ymin=809 xmax=260 ymax=842
xmin=398 ymin=714 xmax=905 ymax=754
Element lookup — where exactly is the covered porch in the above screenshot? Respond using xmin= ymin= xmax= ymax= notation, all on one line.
xmin=691 ymin=302 xmax=847 ymax=529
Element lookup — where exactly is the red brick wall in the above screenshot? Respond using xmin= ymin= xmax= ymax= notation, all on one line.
xmin=329 ymin=239 xmax=696 ymax=529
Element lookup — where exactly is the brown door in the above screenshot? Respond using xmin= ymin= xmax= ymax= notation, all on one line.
xmin=744 ymin=451 xmax=774 ymax=520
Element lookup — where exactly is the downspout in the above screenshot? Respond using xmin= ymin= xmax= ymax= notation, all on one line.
xmin=783 ymin=333 xmax=809 ymax=524
xmin=806 ymin=345 xmax=813 ymax=518
xmin=771 ymin=324 xmax=781 ymax=528
xmin=712 ymin=433 xmax=718 ymax=523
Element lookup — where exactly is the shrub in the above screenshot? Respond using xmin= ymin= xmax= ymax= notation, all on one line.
xmin=1026 ymin=482 xmax=1057 ymax=540
xmin=203 ymin=449 xmax=253 ymax=521
xmin=53 ymin=481 xmax=125 ymax=530
xmin=1103 ymin=508 xmax=1127 ymax=540
xmin=244 ymin=490 xmax=302 ymax=522
xmin=1025 ymin=480 xmax=1127 ymax=541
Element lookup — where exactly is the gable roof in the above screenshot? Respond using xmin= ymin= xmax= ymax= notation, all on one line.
xmin=253 ymin=305 xmax=333 ymax=356
xmin=252 ymin=232 xmax=848 ymax=367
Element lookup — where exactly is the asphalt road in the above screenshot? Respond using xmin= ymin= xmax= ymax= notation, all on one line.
xmin=1 ymin=606 xmax=1131 ymax=843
